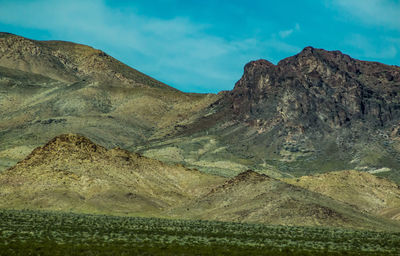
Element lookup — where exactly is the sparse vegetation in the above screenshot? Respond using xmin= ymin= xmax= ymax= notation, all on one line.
xmin=1 ymin=210 xmax=400 ymax=256
xmin=2 ymin=32 xmax=400 ymax=256
xmin=284 ymin=170 xmax=400 ymax=220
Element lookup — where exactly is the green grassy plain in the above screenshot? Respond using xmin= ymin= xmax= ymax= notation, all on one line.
xmin=1 ymin=210 xmax=399 ymax=256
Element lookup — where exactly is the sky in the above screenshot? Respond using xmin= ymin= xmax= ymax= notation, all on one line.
xmin=0 ymin=0 xmax=399 ymax=93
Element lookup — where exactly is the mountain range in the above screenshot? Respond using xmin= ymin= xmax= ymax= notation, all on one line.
xmin=1 ymin=32 xmax=400 ymax=230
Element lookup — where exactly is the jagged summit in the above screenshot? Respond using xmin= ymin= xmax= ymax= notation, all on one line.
xmin=295 ymin=46 xmax=344 ymax=57
xmin=243 ymin=59 xmax=275 ymax=70
xmin=237 ymin=47 xmax=352 ymax=90
xmin=237 ymin=46 xmax=399 ymax=91
xmin=230 ymin=46 xmax=400 ymax=128
xmin=277 ymin=46 xmax=358 ymax=74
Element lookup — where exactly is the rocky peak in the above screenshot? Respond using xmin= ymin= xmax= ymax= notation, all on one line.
xmin=43 ymin=133 xmax=101 ymax=150
xmin=234 ymin=59 xmax=275 ymax=90
xmin=228 ymin=47 xmax=400 ymax=131
xmin=5 ymin=134 xmax=107 ymax=172
xmin=25 ymin=134 xmax=106 ymax=161
xmin=296 ymin=46 xmax=344 ymax=59
xmin=243 ymin=59 xmax=275 ymax=75
xmin=278 ymin=47 xmax=355 ymax=76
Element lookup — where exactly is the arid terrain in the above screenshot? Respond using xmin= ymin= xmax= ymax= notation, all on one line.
xmin=1 ymin=133 xmax=399 ymax=232
xmin=1 ymin=32 xmax=400 ymax=236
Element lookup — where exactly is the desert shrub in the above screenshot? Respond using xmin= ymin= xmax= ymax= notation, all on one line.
xmin=0 ymin=209 xmax=399 ymax=256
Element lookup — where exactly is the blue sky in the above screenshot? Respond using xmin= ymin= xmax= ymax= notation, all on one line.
xmin=0 ymin=0 xmax=399 ymax=93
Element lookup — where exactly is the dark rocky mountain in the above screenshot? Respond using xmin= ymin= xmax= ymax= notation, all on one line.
xmin=143 ymin=47 xmax=400 ymax=181
xmin=229 ymin=46 xmax=400 ymax=129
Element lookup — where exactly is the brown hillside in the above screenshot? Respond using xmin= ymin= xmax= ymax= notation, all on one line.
xmin=1 ymin=135 xmax=400 ymax=231
xmin=170 ymin=170 xmax=400 ymax=231
xmin=285 ymin=170 xmax=400 ymax=220
xmin=0 ymin=33 xmax=219 ymax=173
xmin=0 ymin=134 xmax=224 ymax=216
xmin=0 ymin=32 xmax=171 ymax=89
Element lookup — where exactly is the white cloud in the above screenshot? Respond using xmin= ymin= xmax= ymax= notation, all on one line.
xmin=279 ymin=29 xmax=294 ymax=39
xmin=0 ymin=0 xmax=300 ymax=92
xmin=332 ymin=0 xmax=400 ymax=30
xmin=278 ymin=23 xmax=300 ymax=39
xmin=345 ymin=34 xmax=398 ymax=59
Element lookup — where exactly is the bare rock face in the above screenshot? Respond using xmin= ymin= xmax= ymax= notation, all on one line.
xmin=230 ymin=47 xmax=400 ymax=131
xmin=180 ymin=47 xmax=400 ymax=178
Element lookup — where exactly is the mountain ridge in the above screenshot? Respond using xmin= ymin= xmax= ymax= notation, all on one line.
xmin=2 ymin=134 xmax=400 ymax=231
xmin=0 ymin=32 xmax=177 ymax=90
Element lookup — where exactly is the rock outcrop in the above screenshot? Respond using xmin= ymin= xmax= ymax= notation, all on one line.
xmin=180 ymin=47 xmax=400 ymax=179
xmin=229 ymin=47 xmax=400 ymax=131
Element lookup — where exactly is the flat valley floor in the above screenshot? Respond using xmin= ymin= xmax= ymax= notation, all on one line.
xmin=1 ymin=210 xmax=399 ymax=256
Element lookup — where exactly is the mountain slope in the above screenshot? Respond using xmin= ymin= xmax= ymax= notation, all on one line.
xmin=170 ymin=170 xmax=400 ymax=231
xmin=0 ymin=32 xmax=171 ymax=88
xmin=284 ymin=170 xmax=400 ymax=220
xmin=0 ymin=33 xmax=219 ymax=171
xmin=141 ymin=47 xmax=400 ymax=181
xmin=0 ymin=134 xmax=224 ymax=216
